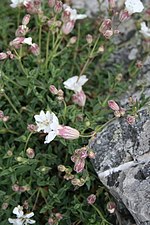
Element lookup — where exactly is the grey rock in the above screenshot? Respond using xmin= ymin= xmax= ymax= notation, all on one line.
xmin=89 ymin=57 xmax=150 ymax=225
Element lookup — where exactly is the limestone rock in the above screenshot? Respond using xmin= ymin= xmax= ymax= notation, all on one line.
xmin=89 ymin=57 xmax=150 ymax=225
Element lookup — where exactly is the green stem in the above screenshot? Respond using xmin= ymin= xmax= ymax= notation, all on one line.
xmin=45 ymin=29 xmax=51 ymax=69
xmin=24 ymin=132 xmax=33 ymax=152
xmin=38 ymin=24 xmax=42 ymax=60
xmin=95 ymin=117 xmax=115 ymax=133
xmin=92 ymin=204 xmax=111 ymax=224
xmin=3 ymin=93 xmax=20 ymax=115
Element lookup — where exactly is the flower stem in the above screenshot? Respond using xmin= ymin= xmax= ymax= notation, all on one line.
xmin=24 ymin=132 xmax=33 ymax=152
xmin=91 ymin=204 xmax=111 ymax=225
xmin=45 ymin=29 xmax=51 ymax=69
xmin=3 ymin=92 xmax=20 ymax=115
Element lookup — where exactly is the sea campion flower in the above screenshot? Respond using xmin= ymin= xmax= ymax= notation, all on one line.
xmin=8 ymin=205 xmax=35 ymax=224
xmin=125 ymin=0 xmax=144 ymax=15
xmin=108 ymin=100 xmax=125 ymax=117
xmin=87 ymin=194 xmax=96 ymax=205
xmin=34 ymin=110 xmax=80 ymax=143
xmin=107 ymin=202 xmax=116 ymax=213
xmin=140 ymin=22 xmax=150 ymax=40
xmin=29 ymin=43 xmax=40 ymax=56
xmin=63 ymin=75 xmax=88 ymax=92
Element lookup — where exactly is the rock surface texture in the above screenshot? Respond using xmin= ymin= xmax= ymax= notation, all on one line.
xmin=89 ymin=57 xmax=150 ymax=225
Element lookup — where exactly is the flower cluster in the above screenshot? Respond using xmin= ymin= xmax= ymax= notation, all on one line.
xmin=63 ymin=75 xmax=88 ymax=107
xmin=8 ymin=205 xmax=35 ymax=225
xmin=34 ymin=110 xmax=80 ymax=143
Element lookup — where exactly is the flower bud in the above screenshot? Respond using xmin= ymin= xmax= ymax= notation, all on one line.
xmin=55 ymin=213 xmax=63 ymax=220
xmin=15 ymin=25 xmax=27 ymax=37
xmin=29 ymin=43 xmax=40 ymax=56
xmin=119 ymin=107 xmax=125 ymax=116
xmin=87 ymin=194 xmax=96 ymax=205
xmin=12 ymin=184 xmax=20 ymax=192
xmin=58 ymin=125 xmax=80 ymax=140
xmin=72 ymin=90 xmax=86 ymax=107
xmin=6 ymin=51 xmax=14 ymax=59
xmin=126 ymin=115 xmax=135 ymax=125
xmin=0 ymin=52 xmax=8 ymax=60
xmin=88 ymin=150 xmax=95 ymax=159
xmin=22 ymin=14 xmax=31 ymax=25
xmin=71 ymin=178 xmax=81 ymax=186
xmin=26 ymin=147 xmax=35 ymax=158
xmin=108 ymin=0 xmax=116 ymax=9
xmin=99 ymin=19 xmax=112 ymax=34
xmin=49 ymin=85 xmax=58 ymax=95
xmin=9 ymin=37 xmax=25 ymax=48
xmin=62 ymin=21 xmax=75 ymax=35
xmin=103 ymin=29 xmax=113 ymax=39
xmin=48 ymin=0 xmax=56 ymax=8
xmin=2 ymin=116 xmax=9 ymax=122
xmin=2 ymin=203 xmax=8 ymax=210
xmin=107 ymin=201 xmax=116 ymax=213
xmin=27 ymin=124 xmax=37 ymax=132
xmin=119 ymin=10 xmax=130 ymax=22
xmin=86 ymin=34 xmax=93 ymax=44
xmin=74 ymin=159 xmax=85 ymax=173
xmin=58 ymin=164 xmax=66 ymax=172
xmin=108 ymin=100 xmax=120 ymax=111
xmin=54 ymin=0 xmax=63 ymax=13
xmin=0 ymin=110 xmax=4 ymax=119
xmin=48 ymin=218 xmax=54 ymax=225
xmin=69 ymin=36 xmax=77 ymax=44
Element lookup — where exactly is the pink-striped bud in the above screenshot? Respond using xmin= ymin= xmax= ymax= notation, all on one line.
xmin=9 ymin=37 xmax=25 ymax=48
xmin=22 ymin=14 xmax=31 ymax=25
xmin=99 ymin=19 xmax=112 ymax=34
xmin=87 ymin=194 xmax=96 ymax=205
xmin=15 ymin=25 xmax=29 ymax=37
xmin=107 ymin=201 xmax=116 ymax=213
xmin=62 ymin=21 xmax=75 ymax=35
xmin=0 ymin=52 xmax=8 ymax=60
xmin=49 ymin=85 xmax=58 ymax=95
xmin=2 ymin=203 xmax=8 ymax=210
xmin=54 ymin=0 xmax=63 ymax=13
xmin=126 ymin=115 xmax=135 ymax=125
xmin=29 ymin=43 xmax=40 ymax=56
xmin=61 ymin=10 xmax=71 ymax=23
xmin=74 ymin=159 xmax=85 ymax=173
xmin=0 ymin=110 xmax=4 ymax=119
xmin=119 ymin=10 xmax=130 ymax=22
xmin=26 ymin=147 xmax=35 ymax=158
xmin=48 ymin=218 xmax=54 ymax=225
xmin=48 ymin=0 xmax=56 ymax=8
xmin=58 ymin=125 xmax=80 ymax=140
xmin=108 ymin=100 xmax=120 ymax=111
xmin=72 ymin=90 xmax=86 ymax=107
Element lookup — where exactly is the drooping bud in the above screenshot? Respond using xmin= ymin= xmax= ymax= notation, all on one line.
xmin=26 ymin=147 xmax=35 ymax=158
xmin=58 ymin=125 xmax=80 ymax=140
xmin=119 ymin=10 xmax=130 ymax=22
xmin=12 ymin=184 xmax=20 ymax=192
xmin=87 ymin=194 xmax=96 ymax=205
xmin=27 ymin=124 xmax=37 ymax=132
xmin=88 ymin=150 xmax=96 ymax=159
xmin=108 ymin=0 xmax=116 ymax=9
xmin=49 ymin=85 xmax=58 ymax=95
xmin=15 ymin=25 xmax=29 ymax=37
xmin=58 ymin=164 xmax=66 ymax=172
xmin=2 ymin=203 xmax=8 ymax=210
xmin=108 ymin=100 xmax=120 ymax=111
xmin=22 ymin=14 xmax=31 ymax=26
xmin=72 ymin=90 xmax=86 ymax=107
xmin=62 ymin=21 xmax=75 ymax=35
xmin=103 ymin=29 xmax=113 ymax=39
xmin=0 ymin=52 xmax=8 ymax=60
xmin=74 ymin=159 xmax=85 ymax=173
xmin=54 ymin=0 xmax=63 ymax=13
xmin=55 ymin=213 xmax=63 ymax=220
xmin=99 ymin=19 xmax=112 ymax=34
xmin=107 ymin=201 xmax=116 ymax=213
xmin=69 ymin=36 xmax=77 ymax=44
xmin=126 ymin=115 xmax=135 ymax=124
xmin=29 ymin=43 xmax=40 ymax=56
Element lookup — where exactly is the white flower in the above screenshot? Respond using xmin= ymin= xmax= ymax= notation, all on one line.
xmin=34 ymin=111 xmax=80 ymax=143
xmin=10 ymin=0 xmax=25 ymax=8
xmin=22 ymin=37 xmax=33 ymax=46
xmin=63 ymin=4 xmax=87 ymax=21
xmin=8 ymin=205 xmax=35 ymax=225
xmin=63 ymin=75 xmax=88 ymax=92
xmin=140 ymin=22 xmax=150 ymax=39
xmin=34 ymin=111 xmax=59 ymax=143
xmin=125 ymin=0 xmax=144 ymax=15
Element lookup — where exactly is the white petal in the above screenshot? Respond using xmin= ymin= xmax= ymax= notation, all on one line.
xmin=24 ymin=212 xmax=34 ymax=219
xmin=26 ymin=219 xmax=36 ymax=224
xmin=44 ymin=131 xmax=57 ymax=143
xmin=13 ymin=205 xmax=24 ymax=218
xmin=8 ymin=218 xmax=23 ymax=225
xmin=23 ymin=37 xmax=32 ymax=45
xmin=76 ymin=14 xmax=87 ymax=20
